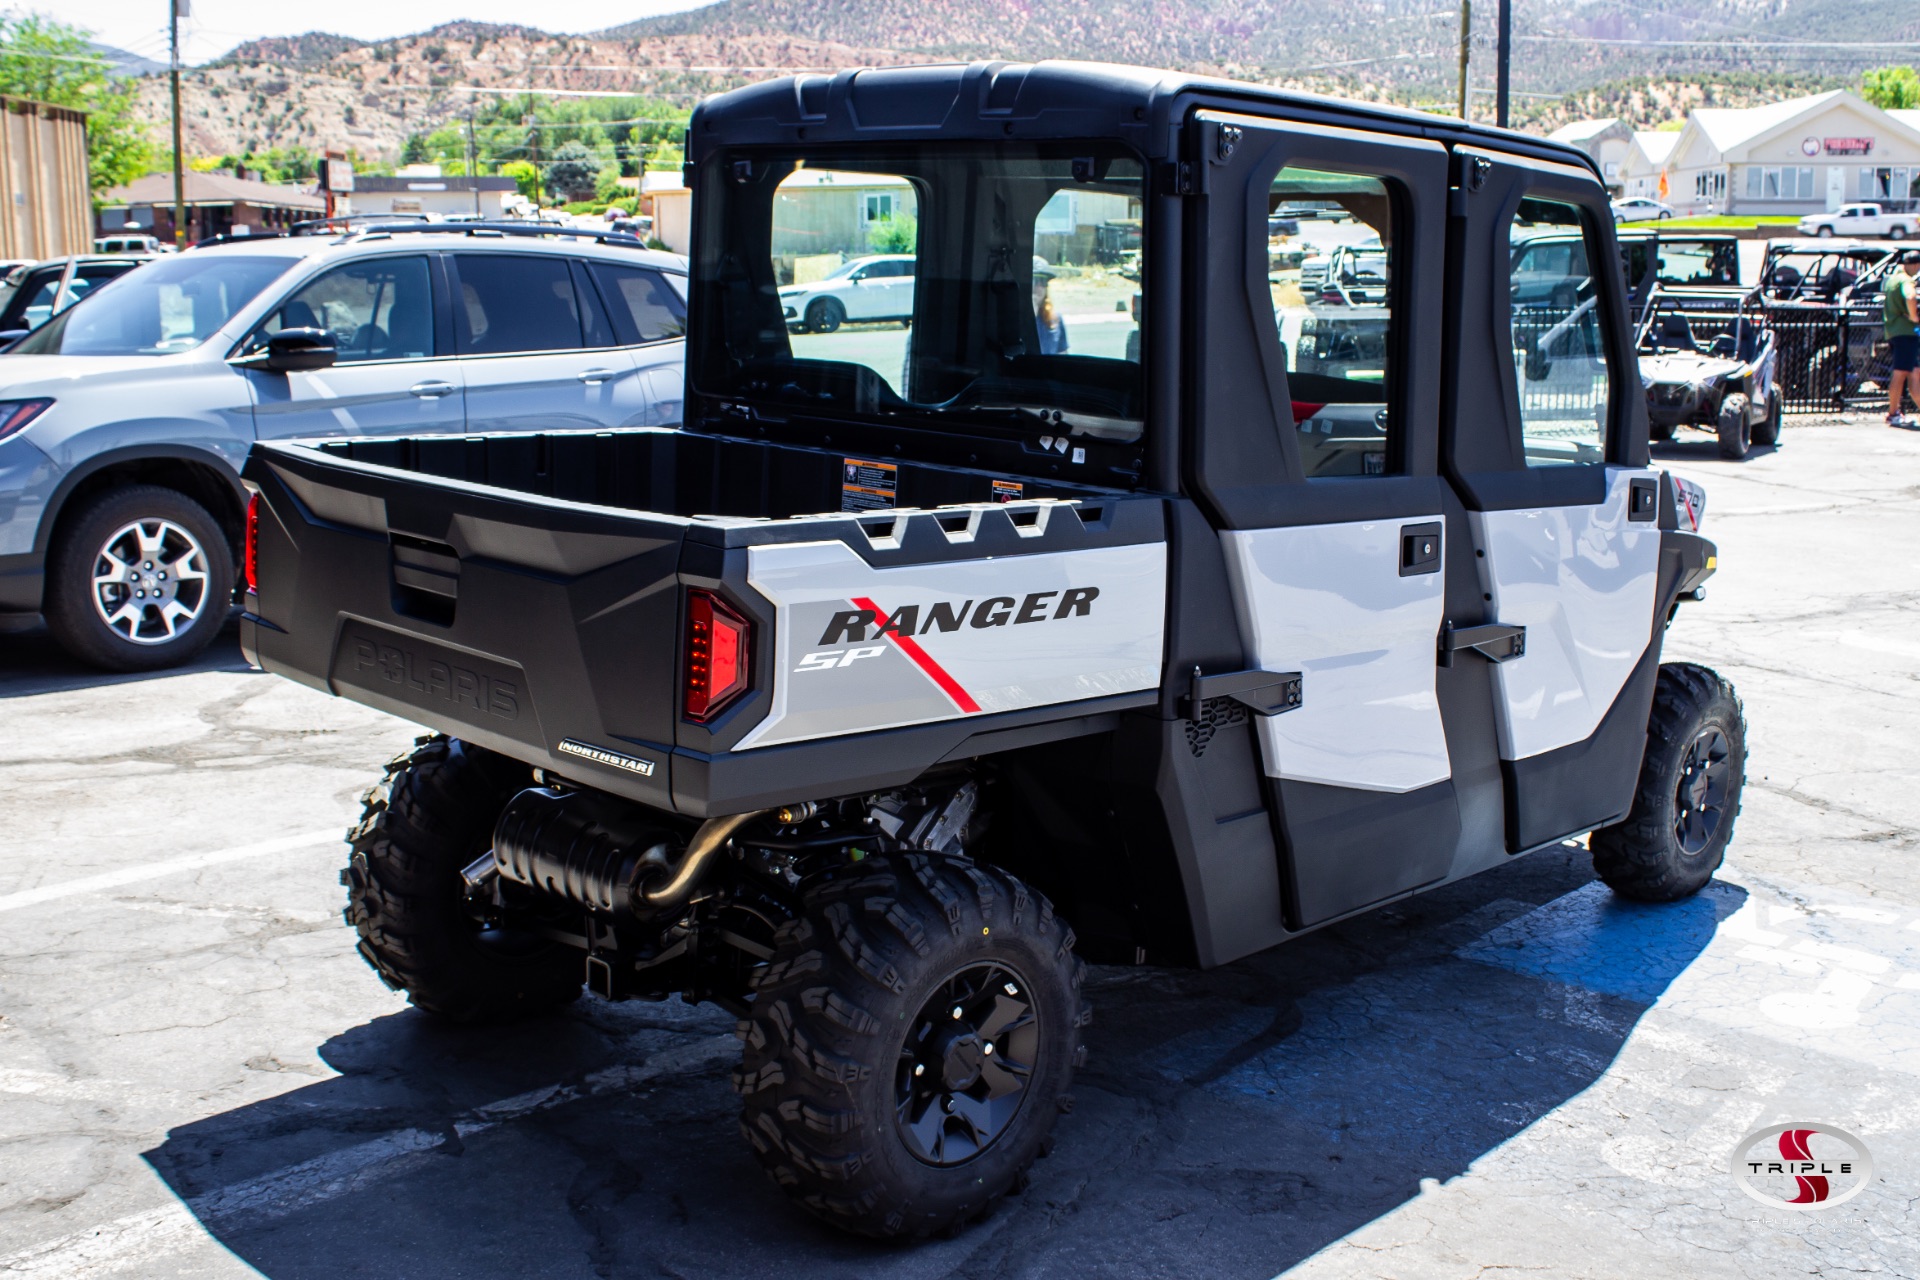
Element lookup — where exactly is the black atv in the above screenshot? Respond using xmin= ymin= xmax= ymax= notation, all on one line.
xmin=1638 ymin=287 xmax=1782 ymax=459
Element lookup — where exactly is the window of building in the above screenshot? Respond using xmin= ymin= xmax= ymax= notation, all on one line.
xmin=1508 ymin=199 xmax=1611 ymax=467
xmin=1748 ymin=166 xmax=1816 ymax=200
xmin=1267 ymin=164 xmax=1398 ymax=478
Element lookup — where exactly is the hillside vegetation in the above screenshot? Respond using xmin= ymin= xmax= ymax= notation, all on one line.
xmin=127 ymin=0 xmax=1920 ymax=166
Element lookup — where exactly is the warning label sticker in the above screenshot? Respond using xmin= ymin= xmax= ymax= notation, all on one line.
xmin=841 ymin=458 xmax=899 ymax=512
xmin=991 ymin=479 xmax=1024 ymax=503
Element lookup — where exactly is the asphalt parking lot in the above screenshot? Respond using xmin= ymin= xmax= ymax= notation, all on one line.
xmin=1 ymin=418 xmax=1917 ymax=1279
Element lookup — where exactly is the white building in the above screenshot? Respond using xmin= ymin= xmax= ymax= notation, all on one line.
xmin=351 ymin=166 xmax=519 ymax=220
xmin=1618 ymin=131 xmax=1679 ymax=201
xmin=1617 ymin=90 xmax=1920 ymax=217
xmin=1548 ymin=118 xmax=1634 ymax=193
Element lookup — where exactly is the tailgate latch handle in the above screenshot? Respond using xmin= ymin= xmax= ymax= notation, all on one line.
xmin=1182 ymin=666 xmax=1303 ymax=719
xmin=1439 ymin=623 xmax=1526 ymax=666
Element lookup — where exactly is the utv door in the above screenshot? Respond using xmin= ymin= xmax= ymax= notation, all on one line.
xmin=1189 ymin=112 xmax=1474 ymax=930
xmin=1441 ymin=147 xmax=1662 ymax=851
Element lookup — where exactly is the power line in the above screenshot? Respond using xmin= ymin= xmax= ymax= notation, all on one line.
xmin=1518 ymin=35 xmax=1920 ymax=50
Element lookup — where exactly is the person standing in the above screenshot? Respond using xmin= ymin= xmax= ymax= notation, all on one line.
xmin=1885 ymin=249 xmax=1920 ymax=427
xmin=1033 ymin=273 xmax=1069 ymax=355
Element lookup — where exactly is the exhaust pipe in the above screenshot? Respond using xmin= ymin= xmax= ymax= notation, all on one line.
xmin=636 ymin=809 xmax=767 ymax=907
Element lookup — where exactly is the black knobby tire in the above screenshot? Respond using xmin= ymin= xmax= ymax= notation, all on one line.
xmin=343 ymin=735 xmax=582 ymax=1022
xmin=807 ymin=298 xmax=845 ymax=334
xmin=1591 ymin=664 xmax=1746 ymax=903
xmin=44 ymin=485 xmax=235 ymax=672
xmin=1753 ymin=391 xmax=1784 ymax=447
xmin=1716 ymin=393 xmax=1751 ymax=460
xmin=734 ymin=854 xmax=1088 ymax=1240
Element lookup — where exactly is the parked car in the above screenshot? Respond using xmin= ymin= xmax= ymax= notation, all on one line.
xmin=0 ymin=223 xmax=688 ymax=671
xmin=779 ymin=254 xmax=917 ymax=332
xmin=1611 ymin=196 xmax=1674 ymax=222
xmin=1797 ymin=202 xmax=1918 ymax=239
xmin=95 ymin=234 xmax=173 ymax=255
xmin=0 ymin=255 xmax=153 ymax=346
xmin=240 ymin=60 xmax=1734 ymax=1243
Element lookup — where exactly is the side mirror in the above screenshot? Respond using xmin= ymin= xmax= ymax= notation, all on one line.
xmin=233 ymin=327 xmax=337 ymax=373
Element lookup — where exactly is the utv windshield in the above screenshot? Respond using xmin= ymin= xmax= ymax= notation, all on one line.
xmin=691 ymin=143 xmax=1146 ymax=452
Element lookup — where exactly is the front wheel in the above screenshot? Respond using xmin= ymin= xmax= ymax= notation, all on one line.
xmin=1817 ymin=226 xmax=1835 ymax=238
xmin=44 ymin=484 xmax=234 ymax=672
xmin=1892 ymin=225 xmax=1909 ymax=241
xmin=1716 ymin=393 xmax=1751 ymax=459
xmin=1753 ymin=390 xmax=1784 ymax=447
xmin=1591 ymin=664 xmax=1745 ymax=903
xmin=806 ymin=297 xmax=845 ymax=334
xmin=735 ymin=855 xmax=1086 ymax=1239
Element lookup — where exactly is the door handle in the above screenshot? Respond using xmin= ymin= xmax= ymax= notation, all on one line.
xmin=409 ymin=380 xmax=455 ymax=399
xmin=1399 ymin=522 xmax=1442 ymax=576
xmin=1439 ymin=623 xmax=1527 ymax=666
xmin=576 ymin=368 xmax=617 ymax=385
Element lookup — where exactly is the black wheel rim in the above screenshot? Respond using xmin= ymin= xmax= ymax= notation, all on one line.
xmin=895 ymin=961 xmax=1038 ymax=1167
xmin=1673 ymin=727 xmax=1732 ymax=856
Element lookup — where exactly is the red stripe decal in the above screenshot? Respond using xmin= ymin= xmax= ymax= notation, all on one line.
xmin=852 ymin=596 xmax=981 ymax=714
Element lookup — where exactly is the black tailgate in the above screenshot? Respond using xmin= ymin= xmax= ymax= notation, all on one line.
xmin=241 ymin=441 xmax=688 ymax=810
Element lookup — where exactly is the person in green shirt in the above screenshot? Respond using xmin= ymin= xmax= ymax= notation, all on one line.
xmin=1885 ymin=250 xmax=1920 ymax=427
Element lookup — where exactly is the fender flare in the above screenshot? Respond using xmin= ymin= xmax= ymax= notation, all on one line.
xmin=27 ymin=443 xmax=248 ymax=561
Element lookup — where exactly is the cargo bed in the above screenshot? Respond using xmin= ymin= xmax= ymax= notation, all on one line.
xmin=241 ymin=427 xmax=1170 ymax=817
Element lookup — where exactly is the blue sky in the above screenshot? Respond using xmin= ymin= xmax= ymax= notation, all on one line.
xmin=54 ymin=0 xmax=711 ymax=66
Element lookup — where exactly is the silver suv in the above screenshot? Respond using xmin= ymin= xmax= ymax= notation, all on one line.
xmin=0 ymin=224 xmax=687 ymax=670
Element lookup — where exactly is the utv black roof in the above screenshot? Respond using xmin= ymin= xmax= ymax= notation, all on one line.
xmin=687 ymin=59 xmax=1598 ymax=179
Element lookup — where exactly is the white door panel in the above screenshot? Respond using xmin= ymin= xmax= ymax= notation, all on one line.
xmin=1221 ymin=517 xmax=1452 ymax=793
xmin=1472 ymin=467 xmax=1659 ymax=761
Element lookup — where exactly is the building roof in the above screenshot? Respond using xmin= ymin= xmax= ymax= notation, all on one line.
xmin=1631 ymin=131 xmax=1680 ymax=164
xmin=354 ymin=175 xmax=518 ymax=193
xmin=1549 ymin=118 xmax=1624 ymax=144
xmin=99 ymin=170 xmax=324 ymax=210
xmin=1688 ymin=91 xmax=1854 ymax=154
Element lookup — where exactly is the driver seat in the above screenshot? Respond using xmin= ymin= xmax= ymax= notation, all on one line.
xmin=1656 ymin=312 xmax=1700 ymax=353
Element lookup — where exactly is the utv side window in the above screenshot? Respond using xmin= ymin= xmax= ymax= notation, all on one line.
xmin=1509 ymin=199 xmax=1613 ymax=467
xmin=1268 ymin=165 xmax=1398 ymax=477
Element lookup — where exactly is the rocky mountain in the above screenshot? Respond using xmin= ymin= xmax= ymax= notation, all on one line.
xmin=127 ymin=1 xmax=1920 ymax=166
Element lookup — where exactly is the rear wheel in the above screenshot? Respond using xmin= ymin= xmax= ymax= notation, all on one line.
xmin=1716 ymin=393 xmax=1751 ymax=459
xmin=44 ymin=484 xmax=234 ymax=672
xmin=735 ymin=854 xmax=1086 ymax=1239
xmin=1753 ymin=390 xmax=1784 ymax=447
xmin=806 ymin=298 xmax=845 ymax=334
xmin=343 ymin=735 xmax=581 ymax=1022
xmin=1591 ymin=664 xmax=1745 ymax=903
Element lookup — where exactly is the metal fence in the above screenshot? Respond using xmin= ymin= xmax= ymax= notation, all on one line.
xmin=1770 ymin=303 xmax=1889 ymax=414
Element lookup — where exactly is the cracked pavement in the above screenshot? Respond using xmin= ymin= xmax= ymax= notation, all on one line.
xmin=0 ymin=420 xmax=1916 ymax=1278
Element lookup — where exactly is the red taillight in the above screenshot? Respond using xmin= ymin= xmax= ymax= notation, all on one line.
xmin=684 ymin=589 xmax=751 ymax=722
xmin=243 ymin=493 xmax=261 ymax=594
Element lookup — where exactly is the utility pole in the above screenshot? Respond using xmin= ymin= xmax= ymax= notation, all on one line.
xmin=466 ymin=112 xmax=480 ymax=216
xmin=170 ymin=0 xmax=188 ymax=248
xmin=1495 ymin=0 xmax=1512 ymax=128
xmin=1456 ymin=0 xmax=1472 ymax=121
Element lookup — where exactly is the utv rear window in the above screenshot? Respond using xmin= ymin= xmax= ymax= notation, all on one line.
xmin=691 ymin=143 xmax=1146 ymax=470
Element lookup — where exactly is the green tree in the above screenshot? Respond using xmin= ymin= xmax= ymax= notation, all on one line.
xmin=498 ymin=159 xmax=539 ymax=200
xmin=1862 ymin=66 xmax=1920 ymax=111
xmin=400 ymin=132 xmax=430 ymax=165
xmin=544 ymin=140 xmax=600 ymax=202
xmin=0 ymin=12 xmax=156 ymax=196
xmin=868 ymin=210 xmax=917 ymax=255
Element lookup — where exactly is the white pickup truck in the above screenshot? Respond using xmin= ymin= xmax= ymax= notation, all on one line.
xmin=1798 ymin=202 xmax=1917 ymax=239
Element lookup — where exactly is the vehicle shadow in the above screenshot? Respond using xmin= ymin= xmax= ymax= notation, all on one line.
xmin=1649 ymin=436 xmax=1785 ymax=463
xmin=0 ymin=613 xmax=250 ymax=699
xmin=142 ymin=846 xmax=1746 ymax=1279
